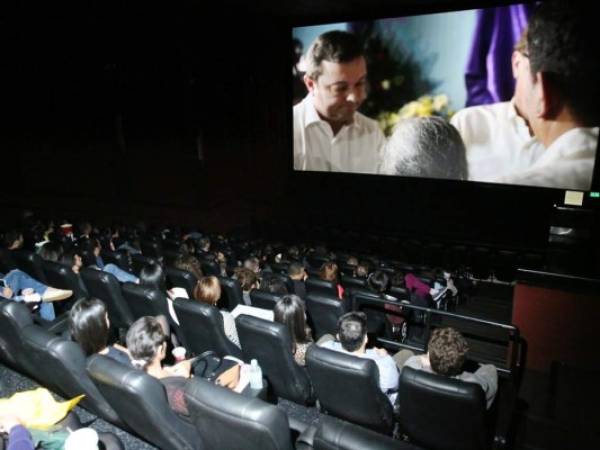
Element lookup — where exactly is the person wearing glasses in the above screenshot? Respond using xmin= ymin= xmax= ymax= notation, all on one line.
xmin=293 ymin=30 xmax=385 ymax=174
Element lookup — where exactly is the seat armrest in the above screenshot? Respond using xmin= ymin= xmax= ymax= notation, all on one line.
xmin=294 ymin=422 xmax=318 ymax=449
xmin=34 ymin=312 xmax=70 ymax=335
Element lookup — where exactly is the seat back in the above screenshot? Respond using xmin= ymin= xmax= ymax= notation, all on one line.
xmin=306 ymin=277 xmax=338 ymax=297
xmin=0 ymin=248 xmax=17 ymax=273
xmin=173 ymin=299 xmax=243 ymax=359
xmin=340 ymin=275 xmax=367 ymax=290
xmin=166 ymin=267 xmax=198 ymax=298
xmin=236 ymin=315 xmax=313 ymax=405
xmin=185 ymin=377 xmax=295 ymax=450
xmin=306 ymin=345 xmax=394 ymax=434
xmin=131 ymin=254 xmax=159 ymax=276
xmin=0 ymin=300 xmax=36 ymax=375
xmin=80 ymin=268 xmax=134 ymax=329
xmin=305 ymin=293 xmax=347 ymax=339
xmin=314 ymin=416 xmax=421 ymax=450
xmin=12 ymin=250 xmax=47 ymax=284
xmin=218 ymin=276 xmax=244 ymax=311
xmin=87 ymin=354 xmax=202 ymax=450
xmin=249 ymin=290 xmax=281 ymax=310
xmin=200 ymin=259 xmax=221 ymax=276
xmin=140 ymin=240 xmax=163 ymax=259
xmin=21 ymin=325 xmax=123 ymax=426
xmin=163 ymin=249 xmax=184 ymax=267
xmin=397 ymin=366 xmax=487 ymax=450
xmin=42 ymin=260 xmax=88 ymax=301
xmin=101 ymin=250 xmax=130 ymax=272
xmin=121 ymin=283 xmax=170 ymax=321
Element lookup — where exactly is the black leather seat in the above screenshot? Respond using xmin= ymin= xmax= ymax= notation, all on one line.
xmin=185 ymin=377 xmax=304 ymax=450
xmin=12 ymin=249 xmax=48 ymax=284
xmin=173 ymin=298 xmax=243 ymax=359
xmin=80 ymin=268 xmax=134 ymax=331
xmin=131 ymin=254 xmax=159 ymax=276
xmin=236 ymin=315 xmax=314 ymax=405
xmin=87 ymin=354 xmax=202 ymax=450
xmin=121 ymin=282 xmax=171 ymax=321
xmin=163 ymin=249 xmax=184 ymax=267
xmin=270 ymin=262 xmax=290 ymax=275
xmin=101 ymin=250 xmax=131 ymax=272
xmin=397 ymin=366 xmax=488 ymax=450
xmin=250 ymin=290 xmax=281 ymax=310
xmin=166 ymin=266 xmax=198 ymax=298
xmin=306 ymin=278 xmax=338 ymax=298
xmin=0 ymin=248 xmax=17 ymax=273
xmin=0 ymin=300 xmax=37 ymax=377
xmin=140 ymin=239 xmax=163 ymax=259
xmin=42 ymin=260 xmax=88 ymax=302
xmin=340 ymin=275 xmax=367 ymax=290
xmin=200 ymin=259 xmax=221 ymax=276
xmin=305 ymin=293 xmax=347 ymax=339
xmin=313 ymin=416 xmax=422 ymax=450
xmin=21 ymin=325 xmax=124 ymax=426
xmin=305 ymin=345 xmax=395 ymax=435
xmin=218 ymin=276 xmax=244 ymax=311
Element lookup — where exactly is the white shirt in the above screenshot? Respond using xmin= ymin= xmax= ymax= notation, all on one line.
xmin=293 ymin=94 xmax=385 ymax=174
xmin=498 ymin=127 xmax=599 ymax=190
xmin=451 ymin=101 xmax=545 ymax=182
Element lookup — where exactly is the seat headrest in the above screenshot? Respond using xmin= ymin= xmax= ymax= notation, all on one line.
xmin=236 ymin=313 xmax=284 ymax=337
xmin=307 ymin=345 xmax=375 ymax=376
xmin=400 ymin=366 xmax=485 ymax=400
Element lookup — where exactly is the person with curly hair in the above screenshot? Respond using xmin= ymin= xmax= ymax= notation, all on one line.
xmin=404 ymin=327 xmax=498 ymax=408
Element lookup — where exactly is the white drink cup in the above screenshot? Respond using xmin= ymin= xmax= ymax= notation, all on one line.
xmin=65 ymin=428 xmax=99 ymax=450
xmin=172 ymin=346 xmax=187 ymax=362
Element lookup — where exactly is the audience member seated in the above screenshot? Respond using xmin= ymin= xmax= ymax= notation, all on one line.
xmin=38 ymin=242 xmax=63 ymax=263
xmin=319 ymin=312 xmax=413 ymax=403
xmin=273 ymin=294 xmax=315 ymax=366
xmin=194 ymin=275 xmax=240 ymax=347
xmin=320 ymin=262 xmax=344 ymax=299
xmin=260 ymin=274 xmax=289 ymax=296
xmin=82 ymin=238 xmax=139 ymax=284
xmin=358 ymin=260 xmax=371 ymax=278
xmin=1 ymin=268 xmax=72 ymax=321
xmin=404 ymin=327 xmax=498 ymax=409
xmin=287 ymin=262 xmax=307 ymax=299
xmin=138 ymin=263 xmax=177 ymax=335
xmin=366 ymin=270 xmax=402 ymax=337
xmin=243 ymin=256 xmax=261 ymax=275
xmin=69 ymin=298 xmax=131 ymax=365
xmin=173 ymin=254 xmax=203 ymax=280
xmin=126 ymin=316 xmax=193 ymax=415
xmin=233 ymin=267 xmax=259 ymax=306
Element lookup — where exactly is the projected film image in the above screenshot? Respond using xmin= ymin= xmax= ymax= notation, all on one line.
xmin=292 ymin=2 xmax=599 ymax=191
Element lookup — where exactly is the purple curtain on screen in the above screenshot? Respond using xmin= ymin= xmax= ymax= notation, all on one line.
xmin=464 ymin=4 xmax=532 ymax=107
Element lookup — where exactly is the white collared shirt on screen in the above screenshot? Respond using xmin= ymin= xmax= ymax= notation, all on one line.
xmin=497 ymin=127 xmax=599 ymax=191
xmin=451 ymin=101 xmax=546 ymax=183
xmin=293 ymin=94 xmax=385 ymax=174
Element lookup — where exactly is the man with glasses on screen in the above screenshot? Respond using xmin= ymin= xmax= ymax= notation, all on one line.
xmin=451 ymin=30 xmax=546 ymax=184
xmin=293 ymin=30 xmax=385 ymax=174
xmin=496 ymin=2 xmax=599 ymax=190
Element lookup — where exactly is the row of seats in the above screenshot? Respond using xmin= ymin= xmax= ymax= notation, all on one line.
xmin=0 ymin=299 xmax=423 ymax=450
xmin=3 ymin=242 xmax=504 ymax=449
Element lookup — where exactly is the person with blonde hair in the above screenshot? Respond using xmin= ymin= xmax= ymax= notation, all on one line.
xmin=193 ymin=276 xmax=239 ymax=347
